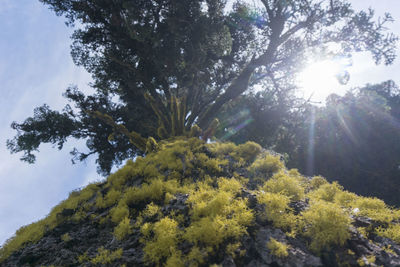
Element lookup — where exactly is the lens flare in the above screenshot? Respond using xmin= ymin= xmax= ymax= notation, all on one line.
xmin=298 ymin=55 xmax=352 ymax=103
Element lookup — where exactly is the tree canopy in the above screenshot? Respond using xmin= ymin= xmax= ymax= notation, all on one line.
xmin=8 ymin=0 xmax=397 ymax=175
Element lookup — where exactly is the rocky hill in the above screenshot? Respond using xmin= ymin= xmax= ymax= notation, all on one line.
xmin=1 ymin=138 xmax=400 ymax=266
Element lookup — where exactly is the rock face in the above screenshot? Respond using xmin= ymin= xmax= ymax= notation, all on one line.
xmin=1 ymin=138 xmax=400 ymax=266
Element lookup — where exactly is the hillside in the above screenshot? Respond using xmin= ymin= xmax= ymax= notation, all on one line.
xmin=1 ymin=137 xmax=400 ymax=266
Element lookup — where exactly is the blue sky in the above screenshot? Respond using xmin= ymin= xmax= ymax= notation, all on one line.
xmin=0 ymin=0 xmax=399 ymax=245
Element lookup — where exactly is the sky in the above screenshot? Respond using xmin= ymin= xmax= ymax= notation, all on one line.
xmin=0 ymin=0 xmax=400 ymax=246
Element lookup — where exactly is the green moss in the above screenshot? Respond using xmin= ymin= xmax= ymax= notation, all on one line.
xmin=301 ymin=201 xmax=351 ymax=253
xmin=267 ymin=238 xmax=289 ymax=258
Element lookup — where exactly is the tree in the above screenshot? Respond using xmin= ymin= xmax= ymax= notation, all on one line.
xmin=8 ymin=0 xmax=397 ymax=175
xmin=287 ymin=81 xmax=400 ymax=206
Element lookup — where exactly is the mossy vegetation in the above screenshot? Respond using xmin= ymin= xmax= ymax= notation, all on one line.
xmin=267 ymin=238 xmax=289 ymax=258
xmin=2 ymin=137 xmax=400 ymax=265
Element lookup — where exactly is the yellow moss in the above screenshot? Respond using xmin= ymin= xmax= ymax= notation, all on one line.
xmin=142 ymin=217 xmax=180 ymax=264
xmin=308 ymin=182 xmax=343 ymax=203
xmin=226 ymin=242 xmax=241 ymax=258
xmin=358 ymin=227 xmax=368 ymax=238
xmin=114 ymin=217 xmax=132 ymax=240
xmin=257 ymin=192 xmax=296 ymax=230
xmin=267 ymin=238 xmax=289 ymax=258
xmin=261 ymin=171 xmax=305 ymax=201
xmin=122 ymin=179 xmax=164 ymax=204
xmin=0 ymin=220 xmax=46 ymax=261
xmin=309 ymin=176 xmax=328 ymax=190
xmin=218 ymin=177 xmax=243 ymax=194
xmin=207 ymin=142 xmax=236 ymax=157
xmin=352 ymin=197 xmax=397 ymax=223
xmin=110 ymin=203 xmax=130 ymax=224
xmin=248 ymin=153 xmax=284 ymax=177
xmin=196 ymin=153 xmax=228 ymax=173
xmin=186 ymin=246 xmax=205 ymax=266
xmin=184 ymin=215 xmax=247 ymax=247
xmin=95 ymin=194 xmax=106 ymax=208
xmin=78 ymin=252 xmax=89 ymax=263
xmin=104 ymin=189 xmax=122 ymax=207
xmin=165 ymin=251 xmax=184 ymax=267
xmin=234 ymin=141 xmax=262 ymax=162
xmin=90 ymin=247 xmax=123 ymax=264
xmin=334 ymin=190 xmax=358 ymax=207
xmin=140 ymin=222 xmax=152 ymax=238
xmin=72 ymin=209 xmax=87 ymax=222
xmin=142 ymin=202 xmax=161 ymax=218
xmin=301 ymin=201 xmax=351 ymax=253
xmin=382 ymin=244 xmax=398 ymax=256
xmin=61 ymin=233 xmax=71 ymax=242
xmin=107 ymin=163 xmax=136 ymax=190
xmin=357 ymin=255 xmax=376 ymax=266
xmin=376 ymin=224 xmax=400 ymax=243
xmin=347 ymin=249 xmax=355 ymax=255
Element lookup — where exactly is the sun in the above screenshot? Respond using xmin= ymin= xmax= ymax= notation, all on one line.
xmin=297 ymin=55 xmax=351 ymax=104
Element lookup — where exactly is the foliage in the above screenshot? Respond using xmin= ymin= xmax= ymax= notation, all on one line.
xmin=8 ymin=0 xmax=397 ymax=175
xmin=287 ymin=81 xmax=400 ymax=206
